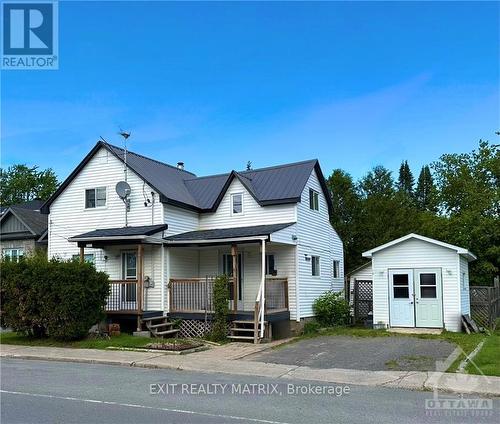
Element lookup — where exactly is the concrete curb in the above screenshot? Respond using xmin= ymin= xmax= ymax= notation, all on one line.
xmin=2 ymin=345 xmax=499 ymax=397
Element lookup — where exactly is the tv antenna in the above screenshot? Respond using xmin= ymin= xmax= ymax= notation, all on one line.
xmin=118 ymin=129 xmax=131 ymax=225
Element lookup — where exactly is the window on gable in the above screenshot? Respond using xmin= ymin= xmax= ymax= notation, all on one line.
xmin=333 ymin=260 xmax=340 ymax=278
xmin=311 ymin=255 xmax=320 ymax=276
xmin=85 ymin=187 xmax=106 ymax=208
xmin=266 ymin=254 xmax=276 ymax=276
xmin=231 ymin=193 xmax=243 ymax=214
xmin=309 ymin=189 xmax=319 ymax=211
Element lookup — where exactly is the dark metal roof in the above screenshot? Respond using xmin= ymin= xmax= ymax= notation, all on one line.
xmin=41 ymin=141 xmax=333 ymax=216
xmin=165 ymin=223 xmax=294 ymax=242
xmin=0 ymin=203 xmax=48 ymax=237
xmin=70 ymin=224 xmax=168 ymax=240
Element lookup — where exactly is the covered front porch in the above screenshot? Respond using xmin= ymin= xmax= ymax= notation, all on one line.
xmin=69 ymin=224 xmax=168 ymax=332
xmin=164 ymin=223 xmax=296 ymax=340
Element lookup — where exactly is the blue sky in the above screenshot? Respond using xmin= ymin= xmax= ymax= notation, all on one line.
xmin=1 ymin=1 xmax=499 ymax=182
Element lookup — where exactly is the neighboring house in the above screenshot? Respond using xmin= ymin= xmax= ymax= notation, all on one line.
xmin=0 ymin=199 xmax=48 ymax=260
xmin=350 ymin=233 xmax=475 ymax=332
xmin=41 ymin=141 xmax=344 ymax=341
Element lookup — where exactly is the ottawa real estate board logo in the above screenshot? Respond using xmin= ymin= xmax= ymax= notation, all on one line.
xmin=2 ymin=1 xmax=58 ymax=69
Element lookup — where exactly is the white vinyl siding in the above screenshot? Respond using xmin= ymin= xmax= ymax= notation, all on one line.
xmin=47 ymin=147 xmax=164 ymax=311
xmin=371 ymin=238 xmax=464 ymax=332
xmin=296 ymin=169 xmax=344 ymax=318
xmin=459 ymin=255 xmax=470 ymax=315
xmin=163 ymin=204 xmax=199 ymax=236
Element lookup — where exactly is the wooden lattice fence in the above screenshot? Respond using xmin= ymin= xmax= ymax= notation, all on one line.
xmin=470 ymin=279 xmax=499 ymax=330
xmin=353 ymin=280 xmax=373 ymax=323
xmin=177 ymin=319 xmax=231 ymax=338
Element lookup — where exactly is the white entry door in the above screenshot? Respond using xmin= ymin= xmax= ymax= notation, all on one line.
xmin=389 ymin=269 xmax=415 ymax=327
xmin=415 ymin=269 xmax=443 ymax=328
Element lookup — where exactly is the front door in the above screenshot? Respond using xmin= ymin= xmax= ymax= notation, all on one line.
xmin=121 ymin=251 xmax=137 ymax=309
xmin=414 ymin=269 xmax=443 ymax=328
xmin=222 ymin=253 xmax=243 ymax=308
xmin=389 ymin=269 xmax=415 ymax=327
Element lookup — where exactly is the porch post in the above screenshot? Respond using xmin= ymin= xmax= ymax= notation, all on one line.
xmin=261 ymin=239 xmax=266 ymax=305
xmin=79 ymin=246 xmax=85 ymax=264
xmin=231 ymin=243 xmax=238 ymax=313
xmin=137 ymin=243 xmax=144 ymax=331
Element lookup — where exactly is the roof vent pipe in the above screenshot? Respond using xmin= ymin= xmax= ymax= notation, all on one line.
xmin=177 ymin=162 xmax=185 ymax=170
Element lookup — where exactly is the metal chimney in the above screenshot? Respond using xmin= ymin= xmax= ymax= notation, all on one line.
xmin=177 ymin=161 xmax=185 ymax=170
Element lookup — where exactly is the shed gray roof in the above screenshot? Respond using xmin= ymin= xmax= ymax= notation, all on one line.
xmin=41 ymin=141 xmax=333 ymax=216
xmin=69 ymin=224 xmax=168 ymax=240
xmin=165 ymin=223 xmax=295 ymax=242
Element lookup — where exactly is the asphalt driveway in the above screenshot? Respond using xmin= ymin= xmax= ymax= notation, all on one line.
xmin=246 ymin=336 xmax=457 ymax=371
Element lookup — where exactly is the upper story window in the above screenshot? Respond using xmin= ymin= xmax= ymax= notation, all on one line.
xmin=333 ymin=260 xmax=340 ymax=278
xmin=85 ymin=187 xmax=106 ymax=208
xmin=231 ymin=193 xmax=243 ymax=215
xmin=309 ymin=189 xmax=319 ymax=211
xmin=3 ymin=248 xmax=24 ymax=262
xmin=311 ymin=255 xmax=320 ymax=277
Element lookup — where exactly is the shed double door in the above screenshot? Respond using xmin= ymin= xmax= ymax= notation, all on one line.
xmin=389 ymin=268 xmax=443 ymax=328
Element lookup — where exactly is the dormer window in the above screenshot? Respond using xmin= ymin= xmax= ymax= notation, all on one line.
xmin=231 ymin=193 xmax=243 ymax=214
xmin=85 ymin=187 xmax=106 ymax=208
xmin=309 ymin=189 xmax=319 ymax=211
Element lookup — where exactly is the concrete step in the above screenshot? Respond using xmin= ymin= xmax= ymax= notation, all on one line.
xmin=228 ymin=335 xmax=254 ymax=341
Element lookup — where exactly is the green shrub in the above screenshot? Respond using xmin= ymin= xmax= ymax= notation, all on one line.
xmin=209 ymin=275 xmax=229 ymax=342
xmin=1 ymin=253 xmax=109 ymax=340
xmin=312 ymin=291 xmax=350 ymax=327
xmin=303 ymin=320 xmax=321 ymax=335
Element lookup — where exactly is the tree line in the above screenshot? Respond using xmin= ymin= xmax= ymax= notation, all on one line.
xmin=1 ymin=141 xmax=498 ymax=285
xmin=327 ymin=140 xmax=499 ymax=286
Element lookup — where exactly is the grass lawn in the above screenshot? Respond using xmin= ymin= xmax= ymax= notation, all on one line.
xmin=281 ymin=325 xmax=487 ymax=373
xmin=0 ymin=331 xmax=163 ymax=349
xmin=465 ymin=326 xmax=500 ymax=377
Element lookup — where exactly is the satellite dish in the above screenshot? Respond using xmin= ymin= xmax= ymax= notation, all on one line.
xmin=115 ymin=181 xmax=131 ymax=199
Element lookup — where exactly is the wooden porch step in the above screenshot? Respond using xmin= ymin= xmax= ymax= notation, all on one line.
xmin=154 ymin=329 xmax=180 ymax=336
xmin=230 ymin=327 xmax=255 ymax=332
xmin=232 ymin=320 xmax=268 ymax=325
xmin=149 ymin=322 xmax=174 ymax=329
xmin=142 ymin=316 xmax=166 ymax=322
xmin=228 ymin=335 xmax=255 ymax=341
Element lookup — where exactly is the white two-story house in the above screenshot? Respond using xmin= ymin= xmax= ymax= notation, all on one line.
xmin=41 ymin=141 xmax=344 ymax=341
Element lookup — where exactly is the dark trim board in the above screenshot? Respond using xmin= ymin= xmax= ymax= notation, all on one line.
xmin=169 ymin=310 xmax=290 ymax=323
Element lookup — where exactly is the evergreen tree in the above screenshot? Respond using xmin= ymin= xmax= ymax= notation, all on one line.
xmin=415 ymin=165 xmax=437 ymax=212
xmin=397 ymin=160 xmax=414 ymax=196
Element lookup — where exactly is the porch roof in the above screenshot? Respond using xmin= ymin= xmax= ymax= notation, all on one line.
xmin=164 ymin=222 xmax=294 ymax=244
xmin=69 ymin=224 xmax=168 ymax=245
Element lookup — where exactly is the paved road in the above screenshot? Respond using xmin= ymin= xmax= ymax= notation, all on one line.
xmin=247 ymin=336 xmax=456 ymax=371
xmin=1 ymin=359 xmax=497 ymax=423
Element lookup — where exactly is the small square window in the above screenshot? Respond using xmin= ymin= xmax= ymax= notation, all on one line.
xmin=393 ymin=274 xmax=409 ymax=286
xmin=231 ymin=193 xmax=243 ymax=214
xmin=309 ymin=189 xmax=319 ymax=211
xmin=311 ymin=256 xmax=320 ymax=276
xmin=394 ymin=287 xmax=409 ymax=298
xmin=333 ymin=260 xmax=340 ymax=278
xmin=85 ymin=187 xmax=106 ymax=208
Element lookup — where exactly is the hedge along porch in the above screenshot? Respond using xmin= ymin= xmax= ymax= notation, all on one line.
xmin=362 ymin=234 xmax=476 ymax=332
